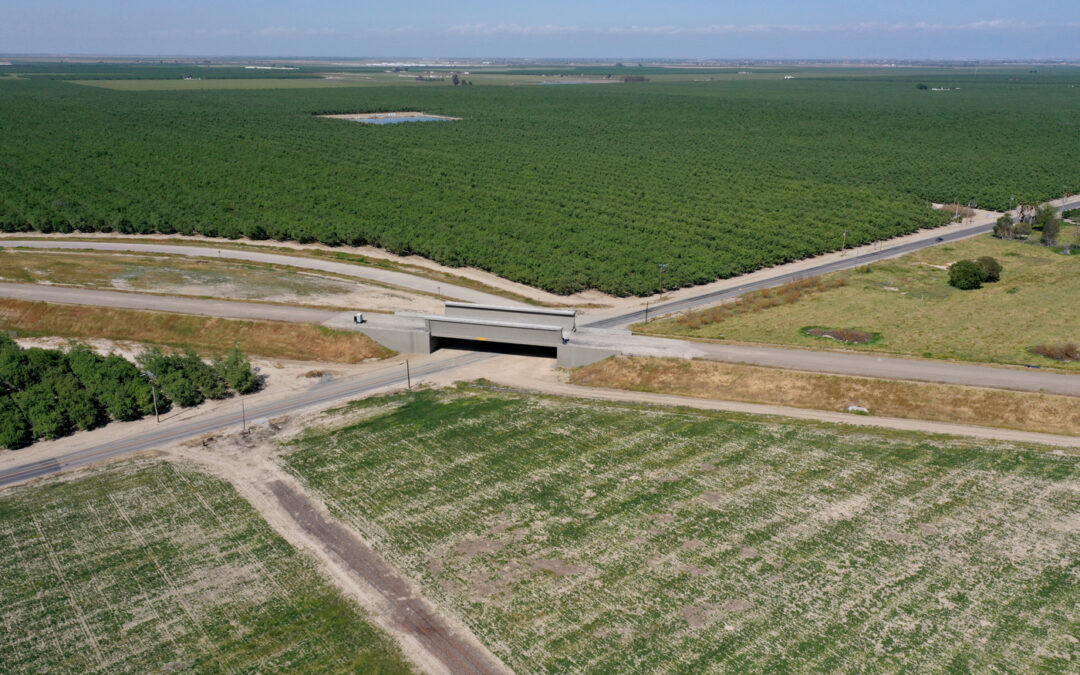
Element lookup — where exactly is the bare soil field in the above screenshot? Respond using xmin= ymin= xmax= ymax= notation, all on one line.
xmin=0 ymin=459 xmax=412 ymax=673
xmin=0 ymin=250 xmax=444 ymax=313
xmin=0 ymin=298 xmax=391 ymax=361
xmin=279 ymin=387 xmax=1080 ymax=672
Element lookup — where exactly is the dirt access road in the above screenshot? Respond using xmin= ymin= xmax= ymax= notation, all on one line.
xmin=269 ymin=480 xmax=508 ymax=675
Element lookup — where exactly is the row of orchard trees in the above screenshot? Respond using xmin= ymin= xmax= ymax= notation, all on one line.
xmin=0 ymin=338 xmax=258 ymax=449
xmin=3 ymin=77 xmax=1077 ymax=295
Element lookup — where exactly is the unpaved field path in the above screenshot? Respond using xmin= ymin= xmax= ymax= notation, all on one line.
xmin=268 ymin=480 xmax=509 ymax=675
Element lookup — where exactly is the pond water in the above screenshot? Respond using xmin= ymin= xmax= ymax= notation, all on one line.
xmin=354 ymin=116 xmax=453 ymax=124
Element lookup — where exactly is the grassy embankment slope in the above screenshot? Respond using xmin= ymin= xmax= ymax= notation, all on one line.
xmin=282 ymin=388 xmax=1080 ymax=673
xmin=640 ymin=229 xmax=1080 ymax=369
xmin=571 ymin=356 xmax=1080 ymax=436
xmin=3 ymin=68 xmax=1079 ymax=294
xmin=0 ymin=461 xmax=411 ymax=673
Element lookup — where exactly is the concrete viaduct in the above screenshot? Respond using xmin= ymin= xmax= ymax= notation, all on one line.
xmin=355 ymin=302 xmax=617 ymax=367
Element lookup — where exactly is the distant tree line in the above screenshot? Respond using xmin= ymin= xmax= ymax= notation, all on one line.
xmin=0 ymin=338 xmax=258 ymax=449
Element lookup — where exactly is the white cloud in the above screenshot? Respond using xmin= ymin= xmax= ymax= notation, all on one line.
xmin=447 ymin=19 xmax=1078 ymax=38
xmin=447 ymin=24 xmax=581 ymax=36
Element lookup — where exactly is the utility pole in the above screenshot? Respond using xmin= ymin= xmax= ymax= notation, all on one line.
xmin=241 ymin=398 xmax=246 ymax=431
xmin=148 ymin=372 xmax=159 ymax=423
xmin=841 ymin=230 xmax=848 ymax=255
xmin=644 ymin=300 xmax=649 ymax=323
xmin=658 ymin=263 xmax=668 ymax=293
xmin=406 ymin=360 xmax=411 ymax=389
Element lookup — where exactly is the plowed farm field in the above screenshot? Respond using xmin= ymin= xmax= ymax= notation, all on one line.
xmin=0 ymin=460 xmax=410 ymax=673
xmin=283 ymin=388 xmax=1080 ymax=673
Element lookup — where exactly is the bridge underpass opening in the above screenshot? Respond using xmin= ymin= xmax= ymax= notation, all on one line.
xmin=431 ymin=336 xmax=558 ymax=359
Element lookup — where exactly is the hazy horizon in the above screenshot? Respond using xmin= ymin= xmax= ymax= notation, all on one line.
xmin=4 ymin=1 xmax=1079 ymax=61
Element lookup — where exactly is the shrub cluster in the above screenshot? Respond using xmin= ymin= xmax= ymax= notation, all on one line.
xmin=0 ymin=340 xmax=259 ymax=450
xmin=137 ymin=347 xmax=259 ymax=408
xmin=1030 ymin=343 xmax=1079 ymax=362
xmin=948 ymin=257 xmax=1002 ymax=290
xmin=0 ymin=338 xmax=160 ymax=449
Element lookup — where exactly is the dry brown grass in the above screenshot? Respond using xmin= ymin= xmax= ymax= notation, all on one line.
xmin=1030 ymin=343 xmax=1079 ymax=362
xmin=938 ymin=203 xmax=977 ymax=219
xmin=0 ymin=298 xmax=392 ymax=362
xmin=571 ymin=356 xmax=1080 ymax=437
xmin=662 ymin=277 xmax=847 ymax=331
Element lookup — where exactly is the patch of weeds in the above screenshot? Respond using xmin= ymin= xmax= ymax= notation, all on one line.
xmin=1029 ymin=343 xmax=1079 ymax=362
xmin=670 ymin=277 xmax=848 ymax=330
xmin=801 ymin=325 xmax=881 ymax=345
xmin=1006 ymin=287 xmax=1021 ymax=294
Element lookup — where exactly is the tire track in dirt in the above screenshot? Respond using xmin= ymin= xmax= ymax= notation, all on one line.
xmin=268 ymin=480 xmax=509 ymax=675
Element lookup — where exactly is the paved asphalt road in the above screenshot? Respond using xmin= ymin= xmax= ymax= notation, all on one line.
xmin=574 ymin=331 xmax=1080 ymax=397
xmin=5 ymin=279 xmax=1079 ymax=397
xmin=0 ymin=352 xmax=490 ymax=489
xmin=0 ymin=239 xmax=518 ymax=306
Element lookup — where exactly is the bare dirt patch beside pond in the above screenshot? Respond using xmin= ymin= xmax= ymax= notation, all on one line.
xmin=317 ymin=111 xmax=462 ymax=123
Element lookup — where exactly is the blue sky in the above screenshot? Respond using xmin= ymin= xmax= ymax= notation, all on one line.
xmin=3 ymin=1 xmax=1079 ymax=59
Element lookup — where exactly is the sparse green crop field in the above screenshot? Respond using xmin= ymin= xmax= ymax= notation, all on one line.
xmin=282 ymin=388 xmax=1080 ymax=673
xmin=641 ymin=229 xmax=1080 ymax=369
xmin=3 ymin=67 xmax=1079 ymax=294
xmin=0 ymin=460 xmax=411 ymax=673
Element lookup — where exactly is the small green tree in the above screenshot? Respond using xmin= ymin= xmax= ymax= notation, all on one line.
xmin=1034 ymin=205 xmax=1059 ymax=228
xmin=160 ymin=370 xmax=203 ymax=407
xmin=15 ymin=382 xmax=69 ymax=440
xmin=54 ymin=375 xmax=103 ymax=432
xmin=0 ymin=337 xmax=38 ymax=394
xmin=0 ymin=395 xmax=32 ymax=449
xmin=138 ymin=348 xmax=204 ymax=407
xmin=215 ymin=347 xmax=259 ymax=395
xmin=1042 ymin=218 xmax=1061 ymax=246
xmin=179 ymin=350 xmax=230 ymax=400
xmin=992 ymin=214 xmax=1015 ymax=239
xmin=949 ymin=259 xmax=985 ymax=290
xmin=976 ymin=256 xmax=1002 ymax=282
